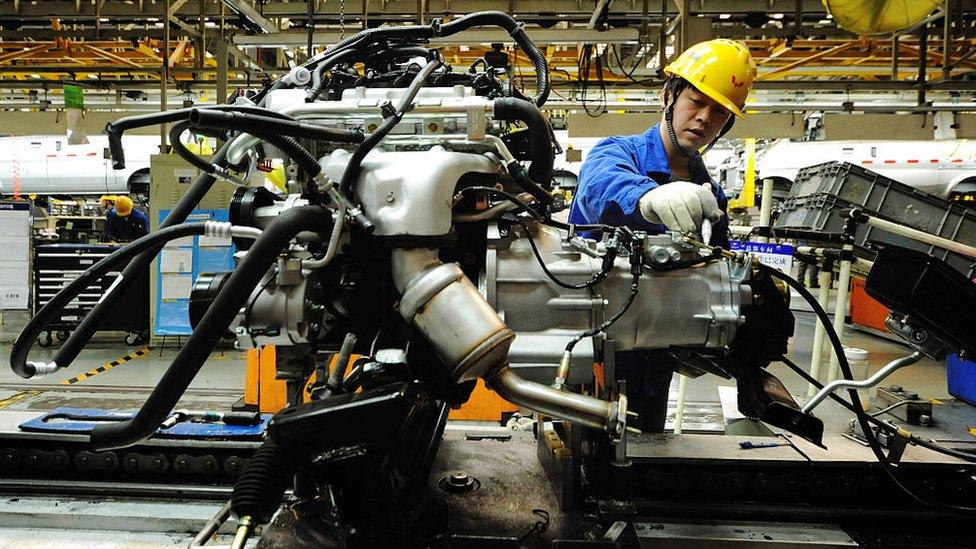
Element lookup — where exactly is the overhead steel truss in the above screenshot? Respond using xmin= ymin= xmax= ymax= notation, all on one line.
xmin=0 ymin=1 xmax=973 ymax=105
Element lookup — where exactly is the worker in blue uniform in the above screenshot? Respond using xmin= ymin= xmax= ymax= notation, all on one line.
xmin=568 ymin=39 xmax=757 ymax=433
xmin=105 ymin=195 xmax=149 ymax=242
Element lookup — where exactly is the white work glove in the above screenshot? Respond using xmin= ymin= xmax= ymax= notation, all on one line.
xmin=638 ymin=181 xmax=723 ymax=235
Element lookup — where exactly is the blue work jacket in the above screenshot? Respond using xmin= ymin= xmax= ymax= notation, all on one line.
xmin=566 ymin=124 xmax=730 ymax=428
xmin=106 ymin=207 xmax=150 ymax=242
xmin=568 ymin=123 xmax=729 ymax=246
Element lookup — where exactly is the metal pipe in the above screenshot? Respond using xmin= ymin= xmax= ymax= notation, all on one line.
xmin=327 ymin=332 xmax=357 ymax=390
xmin=161 ymin=0 xmax=170 ymax=153
xmin=806 ymin=268 xmax=834 ymax=396
xmin=489 ymin=366 xmax=626 ymax=438
xmin=188 ymin=499 xmax=232 ymax=547
xmin=802 ymin=351 xmax=924 ymax=414
xmin=301 ymin=201 xmax=345 ymax=269
xmin=452 ymin=195 xmax=526 ymax=223
xmin=892 ymin=34 xmax=899 ymax=81
xmin=756 ymin=178 xmax=774 ymax=243
xmin=866 ymin=215 xmax=976 ymax=260
xmin=552 ymin=350 xmax=571 ymax=389
xmin=825 ymin=246 xmax=853 ymax=383
xmin=391 ymin=248 xmax=626 ymax=437
xmin=918 ymin=22 xmax=928 ymax=107
xmin=943 ymin=0 xmax=952 ymax=75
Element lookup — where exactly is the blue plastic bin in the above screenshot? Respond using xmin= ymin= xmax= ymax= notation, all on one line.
xmin=947 ymin=354 xmax=976 ymax=406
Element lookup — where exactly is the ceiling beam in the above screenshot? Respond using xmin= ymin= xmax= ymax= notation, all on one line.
xmin=227 ymin=42 xmax=271 ymax=72
xmin=0 ymin=0 xmax=830 ymax=19
xmin=0 ymin=44 xmax=50 ymax=64
xmin=233 ymin=27 xmax=642 ymax=47
xmin=80 ymin=43 xmax=145 ymax=69
xmin=168 ymin=37 xmax=191 ymax=68
xmin=757 ymin=40 xmax=861 ymax=80
xmin=219 ymin=0 xmax=279 ymax=34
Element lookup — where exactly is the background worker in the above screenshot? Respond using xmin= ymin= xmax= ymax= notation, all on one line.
xmin=105 ymin=195 xmax=149 ymax=242
xmin=568 ymin=39 xmax=757 ymax=432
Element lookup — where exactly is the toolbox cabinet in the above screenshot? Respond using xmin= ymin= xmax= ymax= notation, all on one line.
xmin=33 ymin=244 xmax=149 ymax=347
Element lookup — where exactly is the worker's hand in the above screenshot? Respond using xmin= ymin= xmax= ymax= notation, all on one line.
xmin=638 ymin=181 xmax=722 ymax=234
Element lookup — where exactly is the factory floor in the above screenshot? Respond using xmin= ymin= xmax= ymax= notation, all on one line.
xmin=0 ymin=289 xmax=970 ymax=547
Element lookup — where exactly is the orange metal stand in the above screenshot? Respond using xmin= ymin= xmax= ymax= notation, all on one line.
xmin=447 ymin=379 xmax=518 ymax=421
xmin=245 ymin=347 xmax=519 ymax=420
xmin=243 ymin=346 xmax=289 ymax=413
xmin=850 ymin=277 xmax=890 ymax=332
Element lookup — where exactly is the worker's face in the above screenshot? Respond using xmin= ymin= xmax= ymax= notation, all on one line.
xmin=661 ymin=86 xmax=731 ymax=152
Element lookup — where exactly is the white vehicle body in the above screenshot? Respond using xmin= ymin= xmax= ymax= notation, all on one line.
xmin=756 ymin=139 xmax=976 ymax=199
xmin=0 ymin=134 xmax=157 ymax=196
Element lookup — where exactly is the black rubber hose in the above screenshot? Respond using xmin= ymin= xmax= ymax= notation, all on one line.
xmin=189 ymin=109 xmax=364 ymax=144
xmin=255 ymin=133 xmax=323 ymax=179
xmin=339 ymin=58 xmax=442 ymax=199
xmin=307 ymin=48 xmax=362 ymax=102
xmin=507 ymin=162 xmax=553 ymax=207
xmin=318 ymin=24 xmax=434 ymax=60
xmin=10 ymin=223 xmax=207 ymax=379
xmin=169 ymin=121 xmax=223 ymax=175
xmin=231 ymin=439 xmax=291 ymax=523
xmin=50 ymin=142 xmax=234 ymax=374
xmin=439 ymin=11 xmax=549 ymax=106
xmin=493 ymin=97 xmax=554 ymax=188
xmin=440 ymin=10 xmax=521 ymax=33
xmin=185 ymin=115 xmax=331 ymax=179
xmin=178 ymin=113 xmax=324 ymax=180
xmin=299 ymin=12 xmax=548 ymax=106
xmin=297 ymin=24 xmax=435 ymax=93
xmin=90 ymin=206 xmax=333 ymax=451
xmin=105 ymin=105 xmax=296 ymax=169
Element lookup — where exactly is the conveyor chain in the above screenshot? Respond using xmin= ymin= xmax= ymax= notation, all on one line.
xmin=0 ymin=438 xmax=256 ymax=487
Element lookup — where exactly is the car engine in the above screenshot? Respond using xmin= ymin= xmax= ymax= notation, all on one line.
xmin=10 ymin=12 xmax=831 ymax=547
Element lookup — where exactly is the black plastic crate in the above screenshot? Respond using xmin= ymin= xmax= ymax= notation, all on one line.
xmin=775 ymin=193 xmax=976 ymax=277
xmin=787 ymin=161 xmax=976 ymax=241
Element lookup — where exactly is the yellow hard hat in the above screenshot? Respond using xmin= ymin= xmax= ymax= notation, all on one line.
xmin=664 ymin=39 xmax=756 ymax=119
xmin=115 ymin=195 xmax=134 ymax=217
